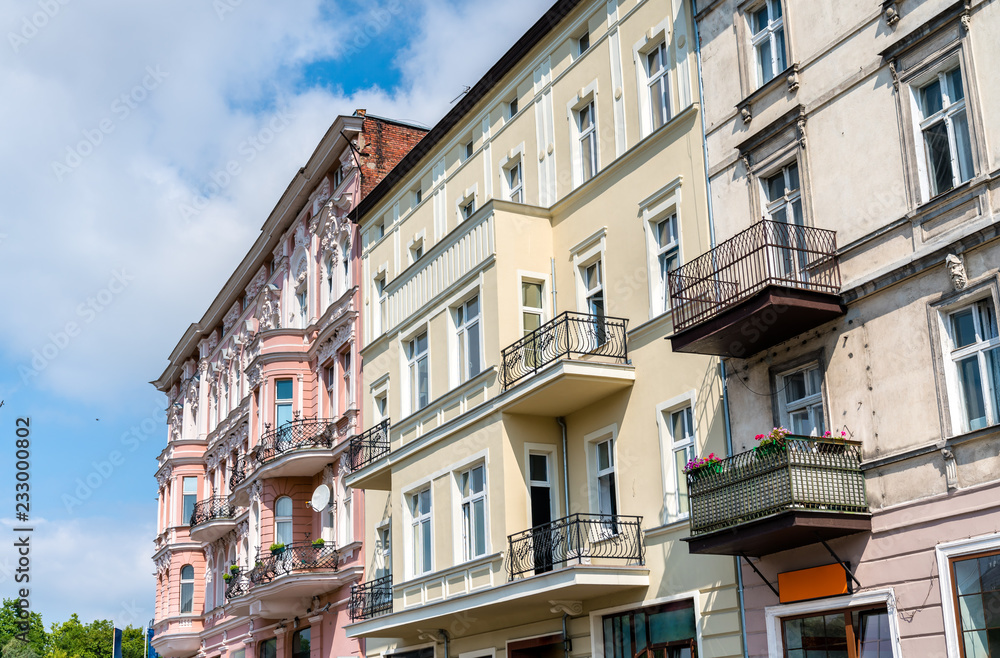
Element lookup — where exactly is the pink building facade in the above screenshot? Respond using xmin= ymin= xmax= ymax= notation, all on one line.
xmin=152 ymin=111 xmax=426 ymax=658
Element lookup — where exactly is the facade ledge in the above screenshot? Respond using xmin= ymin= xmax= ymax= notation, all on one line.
xmin=498 ymin=359 xmax=635 ymax=417
xmin=346 ymin=564 xmax=649 ymax=639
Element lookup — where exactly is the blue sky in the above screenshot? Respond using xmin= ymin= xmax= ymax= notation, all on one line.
xmin=0 ymin=0 xmax=547 ymax=627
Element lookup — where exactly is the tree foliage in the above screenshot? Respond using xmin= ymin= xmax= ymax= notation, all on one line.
xmin=0 ymin=601 xmax=147 ymax=658
xmin=0 ymin=599 xmax=46 ymax=657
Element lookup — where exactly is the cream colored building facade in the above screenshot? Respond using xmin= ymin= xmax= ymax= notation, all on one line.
xmin=678 ymin=0 xmax=1000 ymax=656
xmin=344 ymin=1 xmax=741 ymax=657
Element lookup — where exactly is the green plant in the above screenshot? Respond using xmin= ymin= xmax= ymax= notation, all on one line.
xmin=269 ymin=542 xmax=285 ymax=553
xmin=229 ymin=564 xmax=239 ymax=573
xmin=222 ymin=573 xmax=232 ymax=581
xmin=683 ymin=453 xmax=723 ymax=475
xmin=311 ymin=538 xmax=325 ymax=547
xmin=753 ymin=427 xmax=790 ymax=456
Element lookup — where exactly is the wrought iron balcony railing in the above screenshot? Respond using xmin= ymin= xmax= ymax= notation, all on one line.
xmin=349 ymin=574 xmax=393 ymax=621
xmin=506 ymin=513 xmax=644 ymax=580
xmin=687 ymin=436 xmax=868 ymax=538
xmin=190 ymin=495 xmax=236 ymax=527
xmin=229 ymin=456 xmax=250 ymax=490
xmin=667 ymin=220 xmax=841 ymax=333
xmin=224 ymin=568 xmax=251 ymax=600
xmin=346 ymin=419 xmax=390 ymax=473
xmin=500 ymin=311 xmax=629 ymax=390
xmin=255 ymin=418 xmax=336 ymax=465
xmin=246 ymin=541 xmax=340 ymax=587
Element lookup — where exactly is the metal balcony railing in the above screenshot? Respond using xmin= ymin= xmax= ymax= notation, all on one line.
xmin=224 ymin=568 xmax=251 ymax=600
xmin=255 ymin=418 xmax=336 ymax=465
xmin=506 ymin=513 xmax=644 ymax=580
xmin=347 ymin=420 xmax=390 ymax=473
xmin=349 ymin=574 xmax=393 ymax=621
xmin=500 ymin=311 xmax=629 ymax=390
xmin=229 ymin=456 xmax=250 ymax=490
xmin=687 ymin=436 xmax=868 ymax=537
xmin=246 ymin=541 xmax=340 ymax=587
xmin=189 ymin=495 xmax=236 ymax=527
xmin=667 ymin=220 xmax=841 ymax=333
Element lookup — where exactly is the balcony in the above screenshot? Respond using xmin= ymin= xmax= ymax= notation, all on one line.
xmin=251 ymin=417 xmax=336 ymax=479
xmin=506 ymin=513 xmax=644 ymax=579
xmin=349 ymin=574 xmax=393 ymax=621
xmin=345 ymin=420 xmax=391 ymax=489
xmin=499 ymin=312 xmax=634 ymax=416
xmin=189 ymin=496 xmax=237 ymax=543
xmin=668 ymin=220 xmax=845 ymax=357
xmin=347 ymin=515 xmax=648 ymax=639
xmin=230 ymin=456 xmax=250 ymax=490
xmin=224 ymin=568 xmax=251 ymax=600
xmin=683 ymin=436 xmax=871 ymax=557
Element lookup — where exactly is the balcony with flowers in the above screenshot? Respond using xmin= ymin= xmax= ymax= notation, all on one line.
xmin=682 ymin=428 xmax=870 ymax=556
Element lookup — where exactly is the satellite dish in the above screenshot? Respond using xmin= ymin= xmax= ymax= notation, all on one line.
xmin=309 ymin=485 xmax=331 ymax=511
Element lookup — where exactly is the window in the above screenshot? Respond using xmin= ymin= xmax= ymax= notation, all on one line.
xmin=507 ymin=160 xmax=524 ymax=203
xmin=374 ymin=274 xmax=387 ymax=336
xmin=375 ymin=219 xmax=385 ymax=239
xmin=653 ymin=214 xmax=679 ymax=314
xmin=414 ymin=187 xmax=423 ymax=205
xmin=374 ymin=391 xmax=388 ymax=421
xmin=778 ymin=364 xmax=825 ymax=436
xmin=596 ymin=438 xmax=616 ymax=517
xmin=577 ymin=30 xmax=590 ymax=56
xmin=751 ymin=0 xmax=787 ymax=86
xmin=338 ymin=479 xmax=353 ymax=546
xmin=326 ymin=364 xmax=337 ymax=416
xmin=603 ymin=600 xmax=697 ymax=658
xmin=341 ymin=350 xmax=353 ymax=409
xmin=295 ymin=286 xmax=308 ymax=328
xmin=763 ymin=162 xmax=807 ymax=281
xmin=948 ymin=298 xmax=1000 ymax=432
xmin=333 ymin=165 xmax=344 ymax=188
xmin=461 ymin=197 xmax=476 ymax=220
xmin=180 ymin=564 xmax=195 ymax=614
xmin=460 ymin=464 xmax=487 ymax=561
xmin=410 ymin=241 xmax=424 ymax=262
xmin=407 ymin=332 xmax=429 ymax=412
xmin=646 ymin=41 xmax=670 ymax=130
xmin=465 ymin=140 xmax=474 ymax=161
xmin=274 ymin=495 xmax=293 ymax=546
xmin=781 ymin=607 xmax=892 ymax=658
xmin=521 ymin=281 xmax=544 ymax=336
xmin=455 ymin=296 xmax=482 ymax=382
xmin=667 ymin=406 xmax=695 ymax=518
xmin=182 ymin=476 xmax=197 ymax=525
xmin=917 ymin=66 xmax=974 ymax=197
xmin=260 ymin=639 xmax=277 ymax=658
xmin=409 ymin=488 xmax=432 ymax=576
xmin=583 ymin=260 xmax=604 ymax=318
xmin=578 ymin=101 xmax=598 ymax=182
xmin=274 ymin=379 xmax=293 ymax=428
xmin=508 ymin=97 xmax=519 ymax=119
xmin=376 ymin=524 xmax=392 ymax=578
xmin=291 ymin=628 xmax=310 ymax=658
xmin=949 ymin=551 xmax=1000 ymax=657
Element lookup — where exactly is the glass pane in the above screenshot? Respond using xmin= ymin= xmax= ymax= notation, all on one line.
xmin=956 ymin=558 xmax=982 ymax=595
xmin=421 ymin=519 xmax=432 ymax=571
xmin=604 ymin=618 xmax=615 ymax=658
xmin=472 ymin=465 xmax=485 ymax=492
xmin=958 ymin=356 xmax=987 ymax=430
xmin=261 ymin=640 xmax=277 ymax=658
xmin=961 ymin=594 xmax=986 ymax=630
xmin=675 ymin=449 xmax=689 ymax=512
xmin=981 ymin=553 xmax=1000 ymax=591
xmin=757 ymin=40 xmax=773 ymax=84
xmin=953 ymin=111 xmax=974 ymax=184
xmin=598 ymin=441 xmax=611 ymax=470
xmin=952 ymin=309 xmax=978 ymax=348
xmin=766 ymin=171 xmax=785 ymax=201
xmin=420 ymin=489 xmax=431 ymax=514
xmin=964 ymin=630 xmax=989 ymax=658
xmin=416 ymin=333 xmax=428 ymax=353
xmin=473 ymin=499 xmax=486 ymax=555
xmin=921 ymin=79 xmax=944 ymax=117
xmin=648 ymin=606 xmax=697 ymax=644
xmin=808 ymin=367 xmax=822 ymax=395
xmin=277 ymin=520 xmax=292 ymax=545
xmin=657 ymin=216 xmax=676 ymax=247
xmin=984 ymin=591 xmax=1000 ymax=628
xmin=671 ymin=409 xmax=691 ymax=442
xmin=523 ymin=312 xmax=542 ymax=333
xmin=180 ymin=583 xmax=193 ymax=613
xmin=979 ymin=301 xmax=999 ymax=340
xmin=468 ymin=320 xmax=481 ymax=377
xmin=785 ymin=371 xmax=807 ymax=404
xmin=417 ymin=357 xmax=428 ymax=408
xmin=529 ymin=454 xmax=548 ymax=482
xmin=787 ymin=163 xmax=800 ymax=192
xmin=635 ymin=612 xmax=648 ymax=653
xmin=461 ymin=471 xmax=470 ymax=497
xmin=275 ymin=496 xmax=293 ymax=516
xmin=181 ymin=564 xmax=194 ymax=579
xmin=924 ymin=121 xmax=954 ymax=195
xmin=580 ymin=104 xmax=592 ymax=129
xmin=774 ymin=28 xmax=787 ymax=72
xmin=771 ymin=0 xmax=782 ymax=19
xmin=276 ymin=379 xmax=293 ymax=400
xmin=753 ymin=7 xmax=769 ymax=33
xmin=522 ymin=282 xmax=542 ymax=308
xmin=948 ymin=68 xmax=965 ymax=102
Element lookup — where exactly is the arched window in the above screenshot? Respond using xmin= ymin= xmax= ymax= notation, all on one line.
xmin=180 ymin=564 xmax=195 ymax=613
xmin=274 ymin=496 xmax=293 ymax=546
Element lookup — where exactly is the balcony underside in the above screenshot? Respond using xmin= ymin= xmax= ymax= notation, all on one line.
xmin=347 ymin=564 xmax=648 ymax=639
xmin=189 ymin=518 xmax=236 ymax=544
xmin=682 ymin=510 xmax=872 ymax=557
xmin=238 ymin=566 xmax=361 ymax=618
xmin=151 ymin=633 xmax=200 ymax=658
xmin=670 ymin=286 xmax=845 ymax=357
xmin=345 ymin=457 xmax=391 ymax=490
xmin=500 ymin=360 xmax=635 ymax=416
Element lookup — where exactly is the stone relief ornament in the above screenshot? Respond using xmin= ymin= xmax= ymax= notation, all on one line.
xmin=156 ymin=464 xmax=173 ymax=487
xmin=946 ymin=254 xmax=968 ymax=290
xmin=259 ymin=285 xmax=281 ymax=331
xmin=294 ymin=223 xmax=308 ymax=251
xmin=250 ymin=480 xmax=263 ymax=503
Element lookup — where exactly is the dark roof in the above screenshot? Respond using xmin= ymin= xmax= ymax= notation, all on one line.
xmin=349 ymin=0 xmax=584 ymax=224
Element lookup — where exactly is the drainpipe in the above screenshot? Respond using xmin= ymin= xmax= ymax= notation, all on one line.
xmin=550 ymin=257 xmax=557 ymax=316
xmin=690 ymin=1 xmax=749 ymax=656
xmin=439 ymin=629 xmax=450 ymax=658
xmin=557 ymin=416 xmax=570 ymax=516
xmin=562 ymin=613 xmax=571 ymax=658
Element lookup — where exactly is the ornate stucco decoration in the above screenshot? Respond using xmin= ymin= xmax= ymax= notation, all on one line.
xmin=946 ymin=253 xmax=968 ymax=290
xmin=786 ymin=63 xmax=800 ymax=93
xmin=323 ymin=464 xmax=335 ymax=486
xmin=549 ymin=600 xmax=584 ymax=615
xmin=155 ymin=552 xmax=172 ymax=574
xmin=155 ymin=464 xmax=173 ymax=487
xmin=293 ymin=223 xmax=308 ymax=251
xmin=245 ymin=266 xmax=268 ymax=301
xmin=941 ymin=448 xmax=958 ymax=489
xmin=248 ymin=364 xmax=263 ymax=391
xmin=237 ymin=520 xmax=249 ymax=540
xmin=258 ymin=284 xmax=281 ymax=331
xmin=739 ymin=101 xmax=752 ymax=124
xmin=223 ymin=303 xmax=241 ymax=336
xmin=250 ymin=480 xmax=263 ymax=503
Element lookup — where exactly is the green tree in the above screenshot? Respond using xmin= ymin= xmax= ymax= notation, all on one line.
xmin=0 ymin=599 xmax=47 ymax=657
xmin=120 ymin=627 xmax=145 ymax=658
xmin=46 ymin=616 xmax=112 ymax=658
xmin=2 ymin=638 xmax=40 ymax=658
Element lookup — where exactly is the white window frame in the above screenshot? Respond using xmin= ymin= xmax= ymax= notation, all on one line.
xmin=656 ymin=392 xmax=697 ymax=523
xmin=371 ymin=376 xmax=389 ymax=423
xmin=180 ymin=564 xmax=195 ymax=614
xmin=590 ymin=591 xmax=704 ymax=658
xmin=507 ymin=97 xmax=519 ymax=119
xmin=582 ymin=258 xmax=604 ymax=317
xmin=182 ymin=476 xmax=197 ymax=526
xmin=458 ymin=463 xmax=488 ymax=562
xmin=274 ymin=495 xmax=293 ymax=546
xmin=404 ymin=330 xmax=430 ymax=415
xmin=944 ymin=295 xmax=1000 ymax=433
xmin=585 ymin=425 xmax=619 ymax=532
xmin=295 ymin=284 xmax=308 ymax=329
xmin=463 ymin=139 xmax=474 ymax=162
xmin=457 ymin=187 xmax=477 ymax=222
xmin=519 ymin=275 xmax=548 ymax=336
xmin=911 ymin=61 xmax=975 ymax=200
xmin=325 ymin=361 xmax=338 ymax=418
xmin=761 ymin=160 xmax=803 ymax=225
xmin=452 ymin=293 xmax=483 ymax=386
xmin=337 ymin=477 xmax=353 ymax=547
xmin=776 ymin=362 xmax=826 ymax=436
xmin=578 ymin=101 xmax=598 ymax=183
xmin=639 ymin=178 xmax=683 ymax=318
xmin=375 ymin=521 xmax=392 ymax=579
xmin=644 ymin=40 xmax=670 ymax=132
xmin=506 ymin=159 xmax=524 ymax=203
xmin=567 ymin=83 xmax=600 ymax=188
xmin=764 ymin=589 xmax=901 ymax=658
xmin=524 ymin=442 xmax=560 ymax=524
xmin=413 ymin=187 xmax=423 ymax=206
xmin=936 ymin=533 xmax=1000 ymax=658
xmin=750 ymin=0 xmax=787 ymax=88
xmin=407 ymin=486 xmax=433 ymax=577
xmin=372 ymin=267 xmax=387 ymax=337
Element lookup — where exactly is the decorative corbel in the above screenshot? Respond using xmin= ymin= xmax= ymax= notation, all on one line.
xmin=786 ymin=63 xmax=800 ymax=93
xmin=882 ymin=0 xmax=901 ymax=28
xmin=738 ymin=100 xmax=752 ymax=124
xmin=941 ymin=448 xmax=958 ymax=489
